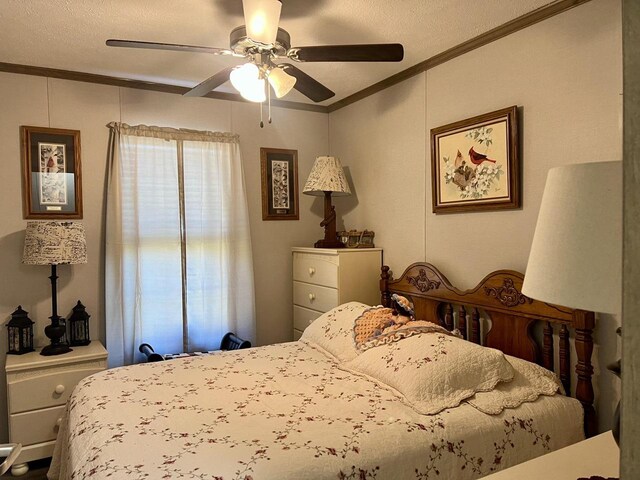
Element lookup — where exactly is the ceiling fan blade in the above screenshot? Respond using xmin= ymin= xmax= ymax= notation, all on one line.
xmin=106 ymin=39 xmax=234 ymax=56
xmin=280 ymin=64 xmax=334 ymax=102
xmin=242 ymin=0 xmax=282 ymax=44
xmin=184 ymin=67 xmax=235 ymax=97
xmin=288 ymin=44 xmax=404 ymax=62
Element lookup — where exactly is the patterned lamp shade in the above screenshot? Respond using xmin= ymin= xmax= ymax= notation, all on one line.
xmin=303 ymin=156 xmax=352 ymax=196
xmin=23 ymin=221 xmax=87 ymax=265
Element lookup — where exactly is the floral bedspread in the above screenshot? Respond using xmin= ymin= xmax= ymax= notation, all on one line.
xmin=48 ymin=341 xmax=583 ymax=480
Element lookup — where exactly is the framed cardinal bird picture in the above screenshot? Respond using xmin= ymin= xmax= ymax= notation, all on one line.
xmin=20 ymin=125 xmax=83 ymax=219
xmin=430 ymin=105 xmax=520 ymax=214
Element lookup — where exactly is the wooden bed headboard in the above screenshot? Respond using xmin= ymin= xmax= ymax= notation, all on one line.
xmin=379 ymin=262 xmax=596 ymax=437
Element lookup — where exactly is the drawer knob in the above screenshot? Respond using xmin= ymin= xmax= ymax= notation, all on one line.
xmin=54 ymin=384 xmax=65 ymax=395
xmin=56 ymin=417 xmax=63 ymax=427
xmin=308 ymin=267 xmax=316 ymax=276
xmin=308 ymin=293 xmax=316 ymax=302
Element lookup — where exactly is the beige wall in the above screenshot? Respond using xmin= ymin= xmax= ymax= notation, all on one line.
xmin=0 ymin=74 xmax=327 ymax=442
xmin=0 ymin=0 xmax=625 ymax=447
xmin=329 ymin=0 xmax=622 ymax=432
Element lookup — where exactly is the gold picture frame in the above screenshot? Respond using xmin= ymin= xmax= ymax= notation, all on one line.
xmin=430 ymin=106 xmax=520 ymax=214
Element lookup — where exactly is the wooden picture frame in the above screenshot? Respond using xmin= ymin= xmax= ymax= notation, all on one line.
xmin=430 ymin=106 xmax=519 ymax=214
xmin=260 ymin=147 xmax=299 ymax=221
xmin=21 ymin=126 xmax=83 ymax=219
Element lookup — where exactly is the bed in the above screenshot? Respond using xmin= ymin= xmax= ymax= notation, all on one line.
xmin=48 ymin=262 xmax=596 ymax=480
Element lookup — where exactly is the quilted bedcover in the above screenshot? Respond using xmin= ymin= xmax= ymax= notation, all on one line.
xmin=48 ymin=341 xmax=584 ymax=480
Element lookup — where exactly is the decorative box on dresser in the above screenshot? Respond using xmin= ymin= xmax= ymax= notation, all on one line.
xmin=5 ymin=341 xmax=108 ymax=476
xmin=292 ymin=247 xmax=383 ymax=340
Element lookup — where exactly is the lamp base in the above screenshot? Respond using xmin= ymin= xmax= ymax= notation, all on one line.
xmin=40 ymin=343 xmax=72 ymax=356
xmin=314 ymin=239 xmax=346 ymax=249
xmin=40 ymin=314 xmax=72 ymax=356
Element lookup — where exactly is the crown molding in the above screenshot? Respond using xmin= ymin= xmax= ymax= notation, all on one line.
xmin=0 ymin=62 xmax=328 ymax=114
xmin=327 ymin=0 xmax=592 ymax=113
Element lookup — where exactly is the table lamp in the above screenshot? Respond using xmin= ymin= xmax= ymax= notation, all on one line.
xmin=522 ymin=161 xmax=622 ymax=438
xmin=303 ymin=156 xmax=352 ymax=248
xmin=23 ymin=221 xmax=87 ymax=356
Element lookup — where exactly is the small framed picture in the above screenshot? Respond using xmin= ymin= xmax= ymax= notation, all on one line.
xmin=347 ymin=231 xmax=361 ymax=248
xmin=359 ymin=230 xmax=375 ymax=248
xmin=430 ymin=106 xmax=520 ymax=214
xmin=21 ymin=126 xmax=83 ymax=219
xmin=260 ymin=148 xmax=299 ymax=221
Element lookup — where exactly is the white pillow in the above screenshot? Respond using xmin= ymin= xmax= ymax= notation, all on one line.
xmin=339 ymin=332 xmax=514 ymax=415
xmin=299 ymin=302 xmax=369 ymax=362
xmin=465 ymin=355 xmax=563 ymax=414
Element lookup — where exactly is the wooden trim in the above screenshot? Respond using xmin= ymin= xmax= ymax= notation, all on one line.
xmin=327 ymin=0 xmax=592 ymax=113
xmin=0 ymin=62 xmax=328 ymax=114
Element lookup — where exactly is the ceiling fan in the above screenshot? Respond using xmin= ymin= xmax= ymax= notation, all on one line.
xmin=106 ymin=0 xmax=404 ymax=110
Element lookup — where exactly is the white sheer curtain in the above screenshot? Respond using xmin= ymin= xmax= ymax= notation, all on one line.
xmin=105 ymin=123 xmax=255 ymax=367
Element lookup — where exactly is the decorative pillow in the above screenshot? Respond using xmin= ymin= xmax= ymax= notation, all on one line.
xmin=339 ymin=332 xmax=514 ymax=415
xmin=299 ymin=302 xmax=370 ymax=362
xmin=465 ymin=355 xmax=563 ymax=414
xmin=353 ymin=305 xmax=454 ymax=351
xmin=391 ymin=293 xmax=415 ymax=318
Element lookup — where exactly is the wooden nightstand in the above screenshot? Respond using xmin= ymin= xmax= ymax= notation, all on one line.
xmin=482 ymin=431 xmax=619 ymax=479
xmin=292 ymin=247 xmax=382 ymax=340
xmin=5 ymin=341 xmax=108 ymax=476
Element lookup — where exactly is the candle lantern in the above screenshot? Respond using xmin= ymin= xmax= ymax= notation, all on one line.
xmin=68 ymin=300 xmax=91 ymax=346
xmin=6 ymin=306 xmax=35 ymax=355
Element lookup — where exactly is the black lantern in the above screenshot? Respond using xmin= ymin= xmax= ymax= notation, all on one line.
xmin=6 ymin=306 xmax=34 ymax=355
xmin=68 ymin=301 xmax=91 ymax=346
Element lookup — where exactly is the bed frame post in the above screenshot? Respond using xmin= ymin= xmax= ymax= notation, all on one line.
xmin=574 ymin=309 xmax=597 ymax=438
xmin=380 ymin=266 xmax=391 ymax=307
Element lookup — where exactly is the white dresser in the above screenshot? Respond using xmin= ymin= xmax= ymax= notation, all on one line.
xmin=292 ymin=247 xmax=383 ymax=340
xmin=5 ymin=341 xmax=108 ymax=475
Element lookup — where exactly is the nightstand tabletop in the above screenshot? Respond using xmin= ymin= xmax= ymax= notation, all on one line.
xmin=6 ymin=341 xmax=107 ymax=372
xmin=482 ymin=431 xmax=619 ymax=479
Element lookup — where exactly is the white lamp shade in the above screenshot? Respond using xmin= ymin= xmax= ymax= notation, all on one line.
xmin=268 ymin=67 xmax=296 ymax=98
xmin=242 ymin=0 xmax=282 ymax=45
xmin=23 ymin=221 xmax=87 ymax=265
xmin=522 ymin=161 xmax=622 ymax=314
xmin=303 ymin=156 xmax=352 ymax=196
xmin=230 ymin=63 xmax=266 ymax=103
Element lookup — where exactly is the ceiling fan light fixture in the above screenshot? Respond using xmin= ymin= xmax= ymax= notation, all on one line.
xmin=242 ymin=0 xmax=282 ymax=45
xmin=268 ymin=67 xmax=296 ymax=98
xmin=240 ymin=78 xmax=267 ymax=103
xmin=230 ymin=63 xmax=266 ymax=102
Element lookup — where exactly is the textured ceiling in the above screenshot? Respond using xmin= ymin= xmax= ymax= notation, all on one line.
xmin=0 ymin=0 xmax=554 ymax=105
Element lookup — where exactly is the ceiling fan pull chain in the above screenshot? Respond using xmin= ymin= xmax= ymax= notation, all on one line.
xmin=260 ymin=99 xmax=264 ymax=128
xmin=268 ymin=82 xmax=272 ymax=124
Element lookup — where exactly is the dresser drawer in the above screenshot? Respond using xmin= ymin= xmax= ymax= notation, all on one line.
xmin=8 ymin=366 xmax=104 ymax=414
xmin=293 ymin=253 xmax=338 ymax=288
xmin=9 ymin=405 xmax=65 ymax=446
xmin=293 ymin=329 xmax=303 ymax=341
xmin=293 ymin=281 xmax=338 ymax=312
xmin=294 ymin=305 xmax=322 ymax=331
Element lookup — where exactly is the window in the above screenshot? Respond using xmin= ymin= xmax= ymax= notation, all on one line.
xmin=105 ymin=124 xmax=255 ymax=367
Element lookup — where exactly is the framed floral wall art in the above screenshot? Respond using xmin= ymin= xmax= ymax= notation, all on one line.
xmin=260 ymin=147 xmax=299 ymax=220
xmin=430 ymin=106 xmax=520 ymax=214
xmin=21 ymin=126 xmax=83 ymax=219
